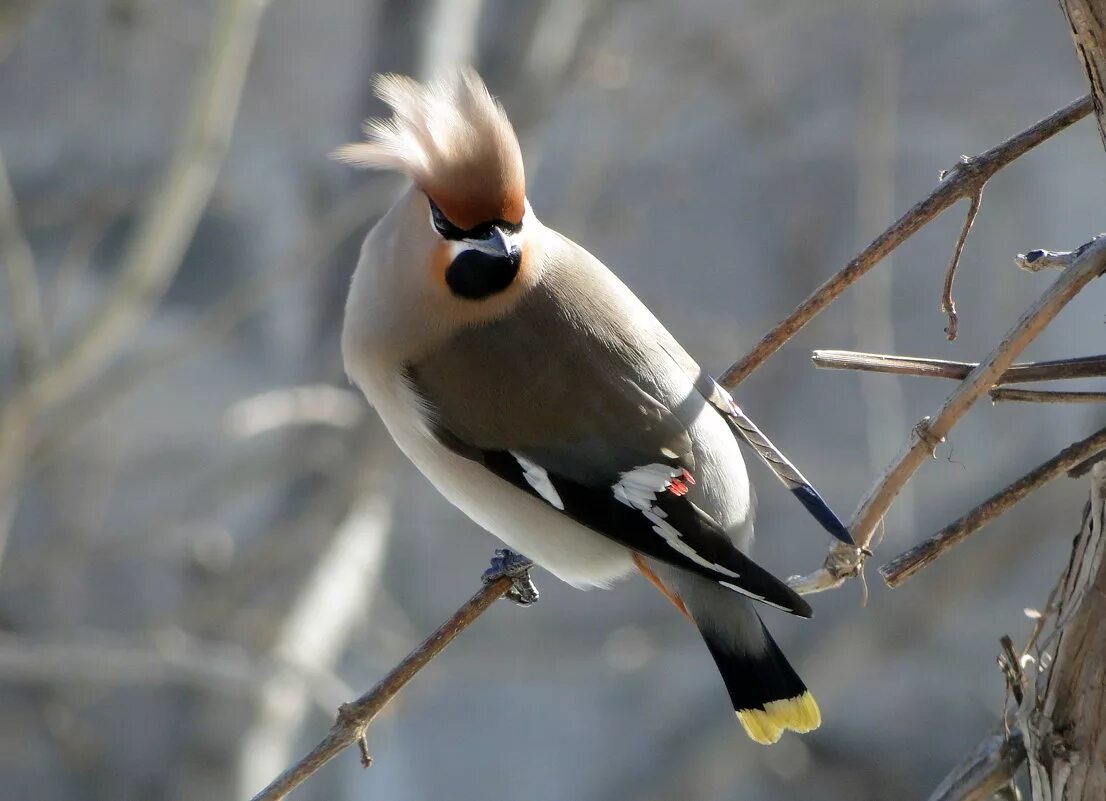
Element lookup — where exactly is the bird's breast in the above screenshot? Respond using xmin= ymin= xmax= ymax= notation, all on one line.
xmin=348 ymin=360 xmax=635 ymax=588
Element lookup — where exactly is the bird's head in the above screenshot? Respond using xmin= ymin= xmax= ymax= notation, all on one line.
xmin=334 ymin=70 xmax=532 ymax=305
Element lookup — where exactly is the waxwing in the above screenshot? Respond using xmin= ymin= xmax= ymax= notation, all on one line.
xmin=335 ymin=70 xmax=850 ymax=745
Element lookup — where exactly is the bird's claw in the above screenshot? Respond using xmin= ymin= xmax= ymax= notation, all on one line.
xmin=482 ymin=548 xmax=538 ymax=606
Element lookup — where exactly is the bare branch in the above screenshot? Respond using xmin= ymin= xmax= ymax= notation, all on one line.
xmin=940 ymin=185 xmax=982 ymax=341
xmin=248 ymin=573 xmax=523 ymax=801
xmin=789 ymin=235 xmax=1106 ymax=595
xmin=812 ymin=350 xmax=1106 ymax=384
xmin=989 ymin=388 xmax=1106 ymax=404
xmin=718 ymin=94 xmax=1093 ymax=389
xmin=880 ymin=425 xmax=1106 ymax=588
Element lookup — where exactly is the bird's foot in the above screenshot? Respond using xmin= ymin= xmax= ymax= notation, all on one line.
xmin=482 ymin=548 xmax=538 ymax=606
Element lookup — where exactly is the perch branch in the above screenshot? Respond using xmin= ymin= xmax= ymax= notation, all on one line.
xmin=718 ymin=94 xmax=1093 ymax=388
xmin=812 ymin=350 xmax=1106 ymax=385
xmin=989 ymin=388 xmax=1106 ymax=404
xmin=879 ymin=424 xmax=1106 ymax=587
xmin=789 ymin=235 xmax=1106 ymax=595
xmin=248 ymin=574 xmax=520 ymax=801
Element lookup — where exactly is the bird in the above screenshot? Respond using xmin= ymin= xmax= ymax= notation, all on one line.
xmin=335 ymin=69 xmax=829 ymax=745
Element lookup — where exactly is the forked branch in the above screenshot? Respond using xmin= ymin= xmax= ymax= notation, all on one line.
xmin=789 ymin=235 xmax=1106 ymax=595
xmin=719 ymin=94 xmax=1092 ymax=388
xmin=880 ymin=425 xmax=1106 ymax=588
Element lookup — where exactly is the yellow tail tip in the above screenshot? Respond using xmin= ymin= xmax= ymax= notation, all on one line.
xmin=736 ymin=692 xmax=821 ymax=745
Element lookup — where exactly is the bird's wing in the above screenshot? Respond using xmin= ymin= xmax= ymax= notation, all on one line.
xmin=405 ymin=251 xmax=809 ymax=617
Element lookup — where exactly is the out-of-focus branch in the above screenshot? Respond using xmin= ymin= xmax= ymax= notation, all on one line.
xmin=879 ymin=425 xmax=1106 ymax=588
xmin=0 ymin=0 xmax=268 ymax=572
xmin=223 ymin=385 xmax=364 ymax=439
xmin=247 ymin=574 xmax=522 ymax=801
xmin=235 ymin=469 xmax=393 ymax=798
xmin=2 ymin=0 xmax=267 ymax=419
xmin=812 ymin=350 xmax=1106 ymax=384
xmin=789 ymin=234 xmax=1106 ymax=595
xmin=0 ymin=630 xmax=342 ymax=706
xmin=718 ymin=94 xmax=1093 ymax=388
xmin=0 ymin=147 xmax=46 ymax=379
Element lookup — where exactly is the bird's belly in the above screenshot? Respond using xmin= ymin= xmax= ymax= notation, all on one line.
xmin=363 ymin=371 xmax=634 ymax=588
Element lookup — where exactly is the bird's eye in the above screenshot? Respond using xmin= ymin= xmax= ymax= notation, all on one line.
xmin=428 ymin=198 xmax=464 ymax=240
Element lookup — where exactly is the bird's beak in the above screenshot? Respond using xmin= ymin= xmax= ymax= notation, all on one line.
xmin=466 ymin=226 xmax=515 ymax=260
xmin=488 ymin=226 xmax=512 ymax=259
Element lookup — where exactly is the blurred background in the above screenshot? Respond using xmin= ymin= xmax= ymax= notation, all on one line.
xmin=1 ymin=0 xmax=1105 ymax=799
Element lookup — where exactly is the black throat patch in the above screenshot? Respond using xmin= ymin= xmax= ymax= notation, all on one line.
xmin=446 ymin=248 xmax=521 ymax=300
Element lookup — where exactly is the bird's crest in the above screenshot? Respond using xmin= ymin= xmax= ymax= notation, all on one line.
xmin=333 ymin=69 xmax=525 ymax=229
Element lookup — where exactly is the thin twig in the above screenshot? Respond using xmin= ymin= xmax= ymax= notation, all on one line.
xmin=790 ymin=235 xmax=1106 ymax=595
xmin=812 ymin=350 xmax=1106 ymax=384
xmin=879 ymin=424 xmax=1106 ymax=588
xmin=248 ymin=575 xmax=517 ymax=801
xmin=940 ymin=184 xmax=982 ymax=341
xmin=718 ymin=94 xmax=1093 ymax=389
xmin=989 ymin=388 xmax=1106 ymax=404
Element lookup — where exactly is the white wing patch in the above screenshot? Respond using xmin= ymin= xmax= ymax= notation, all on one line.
xmin=613 ymin=463 xmax=683 ymax=511
xmin=511 ymin=452 xmax=565 ymax=510
xmin=613 ymin=463 xmax=740 ymax=580
xmin=718 ymin=580 xmax=790 ymax=610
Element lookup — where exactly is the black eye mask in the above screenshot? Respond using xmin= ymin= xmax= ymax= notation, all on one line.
xmin=428 ymin=197 xmax=522 ymax=241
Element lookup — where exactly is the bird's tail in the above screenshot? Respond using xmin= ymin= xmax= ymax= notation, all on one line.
xmin=699 ymin=612 xmax=820 ymax=744
xmin=644 ymin=559 xmax=821 ymax=744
